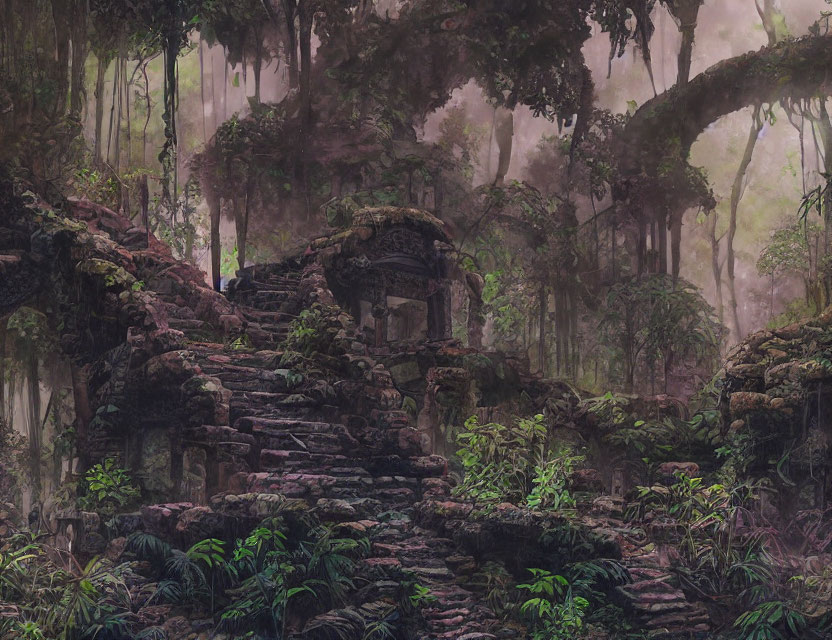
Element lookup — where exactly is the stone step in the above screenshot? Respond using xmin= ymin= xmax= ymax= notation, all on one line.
xmin=229 ymin=391 xmax=316 ymax=408
xmin=230 ymin=400 xmax=338 ymax=424
xmin=248 ymin=281 xmax=299 ymax=292
xmin=262 ymin=432 xmax=351 ymax=455
xmin=423 ymin=607 xmax=473 ymax=620
xmin=626 ymin=567 xmax=672 ymax=581
xmin=257 ymin=322 xmax=291 ymax=332
xmin=622 ymin=578 xmax=679 ymax=594
xmin=238 ymin=289 xmax=295 ymax=303
xmin=160 ymin=302 xmax=195 ymax=319
xmin=183 ymin=425 xmax=255 ymax=446
xmin=405 ymin=565 xmax=455 ymax=583
xmin=238 ymin=416 xmax=350 ymax=435
xmin=210 ymin=371 xmax=292 ymax=393
xmin=645 ymin=609 xmax=710 ymax=634
xmin=168 ymin=318 xmax=211 ymax=331
xmin=239 ymin=308 xmax=293 ymax=324
xmin=247 ymin=300 xmax=297 ymax=313
xmin=633 ymin=600 xmax=697 ymax=616
xmin=622 ymin=589 xmax=687 ymax=604
xmin=259 ymin=449 xmax=357 ymax=470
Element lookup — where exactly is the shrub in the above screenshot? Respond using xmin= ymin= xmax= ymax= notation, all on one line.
xmin=78 ymin=458 xmax=140 ymax=515
xmin=453 ymin=414 xmax=584 ymax=509
xmin=517 ymin=569 xmax=589 ymax=640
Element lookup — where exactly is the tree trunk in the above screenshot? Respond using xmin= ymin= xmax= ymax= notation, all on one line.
xmin=199 ymin=36 xmax=207 ymax=142
xmin=207 ymin=187 xmax=222 ymax=291
xmin=106 ymin=55 xmax=120 ymax=166
xmin=234 ymin=181 xmax=252 ymax=272
xmin=677 ymin=23 xmax=695 ymax=86
xmin=139 ymin=173 xmax=149 ymax=246
xmin=707 ymin=210 xmax=724 ymax=322
xmin=296 ymin=0 xmax=313 ymax=194
xmin=0 ymin=317 xmax=5 ymax=423
xmin=816 ymin=101 xmax=832 ymax=307
xmin=93 ymin=54 xmax=110 ymax=167
xmin=637 ymin=218 xmax=647 ymax=277
xmin=26 ymin=353 xmax=41 ymax=498
xmin=658 ymin=208 xmax=668 ymax=274
xmin=625 ymin=323 xmax=635 ymax=393
xmin=113 ymin=55 xmax=124 ymax=172
xmin=222 ymin=55 xmax=228 ymax=122
xmin=649 ymin=218 xmax=657 ymax=273
xmin=669 ymin=0 xmax=703 ymax=87
xmin=124 ymin=57 xmax=131 ymax=172
xmin=50 ymin=0 xmax=70 ymax=117
xmin=69 ymin=0 xmax=88 ymax=120
xmin=727 ymin=106 xmax=763 ymax=341
xmin=282 ymin=0 xmax=299 ymax=90
xmin=142 ymin=60 xmax=151 ymax=165
xmin=298 ymin=0 xmax=313 ymax=132
xmin=494 ymin=107 xmax=514 ymax=185
xmin=538 ymin=284 xmax=546 ymax=376
xmin=670 ymin=211 xmax=683 ymax=282
xmin=253 ymin=33 xmax=263 ymax=104
xmin=570 ymin=290 xmax=579 ymax=378
xmin=756 ymin=0 xmax=786 ymax=46
xmin=6 ymin=369 xmax=15 ymax=432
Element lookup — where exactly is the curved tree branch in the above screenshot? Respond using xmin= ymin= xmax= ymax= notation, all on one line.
xmin=621 ymin=33 xmax=832 ymax=176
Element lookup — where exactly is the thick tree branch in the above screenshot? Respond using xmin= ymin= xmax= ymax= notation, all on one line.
xmin=621 ymin=33 xmax=832 ymax=175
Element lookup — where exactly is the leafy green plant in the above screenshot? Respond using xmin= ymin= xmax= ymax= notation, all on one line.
xmin=78 ymin=458 xmax=140 ymax=515
xmin=407 ymin=582 xmax=436 ymax=608
xmin=229 ymin=333 xmax=253 ymax=350
xmin=220 ymin=245 xmax=239 ymax=279
xmin=598 ymin=274 xmax=723 ymax=391
xmin=300 ymin=525 xmax=369 ymax=606
xmin=630 ymin=472 xmax=778 ymax=607
xmin=469 ymin=561 xmax=515 ymax=617
xmin=187 ymin=538 xmax=229 ymax=614
xmin=453 ymin=413 xmax=582 ymax=510
xmin=517 ymin=569 xmax=589 ymax=640
xmin=16 ymin=621 xmax=45 ymax=640
xmin=734 ymin=600 xmax=806 ymax=640
xmin=527 ymin=449 xmax=583 ymax=510
xmin=284 ymin=307 xmax=332 ymax=357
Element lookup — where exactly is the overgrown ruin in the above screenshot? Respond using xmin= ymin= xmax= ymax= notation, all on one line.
xmin=4 ymin=2 xmax=832 ymax=639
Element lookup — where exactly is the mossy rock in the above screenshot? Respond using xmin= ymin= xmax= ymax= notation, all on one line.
xmin=311 ymin=206 xmax=449 ymax=251
xmin=78 ymin=258 xmax=136 ymax=289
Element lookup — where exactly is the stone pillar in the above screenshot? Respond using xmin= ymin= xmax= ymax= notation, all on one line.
xmin=427 ymin=283 xmax=452 ymax=340
xmin=372 ymin=301 xmax=388 ymax=347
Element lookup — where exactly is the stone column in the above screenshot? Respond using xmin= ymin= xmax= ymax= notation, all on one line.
xmin=372 ymin=302 xmax=388 ymax=347
xmin=427 ymin=283 xmax=452 ymax=340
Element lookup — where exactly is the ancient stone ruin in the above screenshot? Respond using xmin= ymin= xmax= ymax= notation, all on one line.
xmin=4 ymin=194 xmax=809 ymax=639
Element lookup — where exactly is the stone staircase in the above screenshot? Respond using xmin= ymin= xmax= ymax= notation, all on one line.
xmin=617 ymin=562 xmax=710 ymax=638
xmin=363 ymin=516 xmax=501 ymax=639
xmin=590 ymin=499 xmax=711 ymax=639
xmin=227 ymin=265 xmax=304 ymax=347
xmin=173 ymin=260 xmax=502 ymax=639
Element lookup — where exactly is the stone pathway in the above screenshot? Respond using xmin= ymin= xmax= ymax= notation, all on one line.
xmin=591 ymin=499 xmax=711 ymax=639
xmin=618 ymin=562 xmax=710 ymax=638
xmin=172 ymin=260 xmax=501 ymax=638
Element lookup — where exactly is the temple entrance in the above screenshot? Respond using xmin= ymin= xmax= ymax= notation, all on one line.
xmin=387 ymin=296 xmax=428 ymax=342
xmin=321 ymin=208 xmax=454 ymax=347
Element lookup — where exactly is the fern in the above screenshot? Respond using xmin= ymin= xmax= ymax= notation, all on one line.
xmin=126 ymin=532 xmax=173 ymax=569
